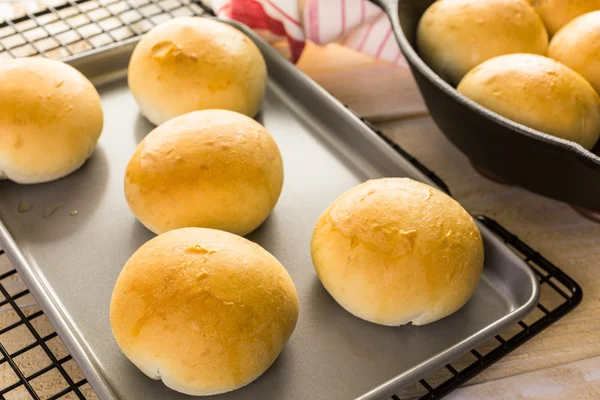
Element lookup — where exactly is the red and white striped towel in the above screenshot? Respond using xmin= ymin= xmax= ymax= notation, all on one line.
xmin=210 ymin=0 xmax=405 ymax=66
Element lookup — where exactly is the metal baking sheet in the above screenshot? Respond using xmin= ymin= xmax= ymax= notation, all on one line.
xmin=0 ymin=23 xmax=539 ymax=400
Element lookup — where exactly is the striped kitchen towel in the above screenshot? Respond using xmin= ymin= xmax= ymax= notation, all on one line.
xmin=210 ymin=0 xmax=405 ymax=65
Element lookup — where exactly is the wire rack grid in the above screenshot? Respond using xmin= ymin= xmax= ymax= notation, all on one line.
xmin=0 ymin=1 xmax=582 ymax=399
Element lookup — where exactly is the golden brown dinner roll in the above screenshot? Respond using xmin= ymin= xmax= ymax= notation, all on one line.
xmin=528 ymin=0 xmax=600 ymax=36
xmin=110 ymin=228 xmax=299 ymax=396
xmin=548 ymin=11 xmax=600 ymax=94
xmin=0 ymin=58 xmax=103 ymax=184
xmin=417 ymin=0 xmax=548 ymax=85
xmin=128 ymin=17 xmax=267 ymax=125
xmin=125 ymin=109 xmax=283 ymax=235
xmin=311 ymin=178 xmax=483 ymax=326
xmin=457 ymin=54 xmax=600 ymax=149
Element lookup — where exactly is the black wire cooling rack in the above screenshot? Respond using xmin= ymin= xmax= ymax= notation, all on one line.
xmin=0 ymin=1 xmax=583 ymax=399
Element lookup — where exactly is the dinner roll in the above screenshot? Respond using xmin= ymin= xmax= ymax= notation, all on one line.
xmin=311 ymin=178 xmax=483 ymax=326
xmin=110 ymin=228 xmax=299 ymax=396
xmin=457 ymin=54 xmax=600 ymax=149
xmin=0 ymin=58 xmax=103 ymax=184
xmin=417 ymin=0 xmax=548 ymax=85
xmin=125 ymin=109 xmax=283 ymax=235
xmin=548 ymin=11 xmax=600 ymax=94
xmin=128 ymin=17 xmax=267 ymax=125
xmin=528 ymin=0 xmax=600 ymax=36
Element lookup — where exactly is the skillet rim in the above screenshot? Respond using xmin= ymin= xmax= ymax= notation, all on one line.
xmin=372 ymin=0 xmax=600 ymax=170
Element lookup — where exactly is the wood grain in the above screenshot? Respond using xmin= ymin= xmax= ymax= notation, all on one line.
xmin=448 ymin=356 xmax=600 ymax=400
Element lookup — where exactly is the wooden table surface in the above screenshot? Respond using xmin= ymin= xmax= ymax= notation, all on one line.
xmin=1 ymin=3 xmax=600 ymax=399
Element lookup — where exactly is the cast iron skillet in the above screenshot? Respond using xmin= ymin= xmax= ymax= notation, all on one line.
xmin=370 ymin=0 xmax=600 ymax=213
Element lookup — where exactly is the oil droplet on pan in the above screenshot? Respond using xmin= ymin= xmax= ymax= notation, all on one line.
xmin=18 ymin=201 xmax=33 ymax=213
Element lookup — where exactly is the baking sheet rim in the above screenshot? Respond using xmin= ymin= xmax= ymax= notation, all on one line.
xmin=0 ymin=23 xmax=540 ymax=400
